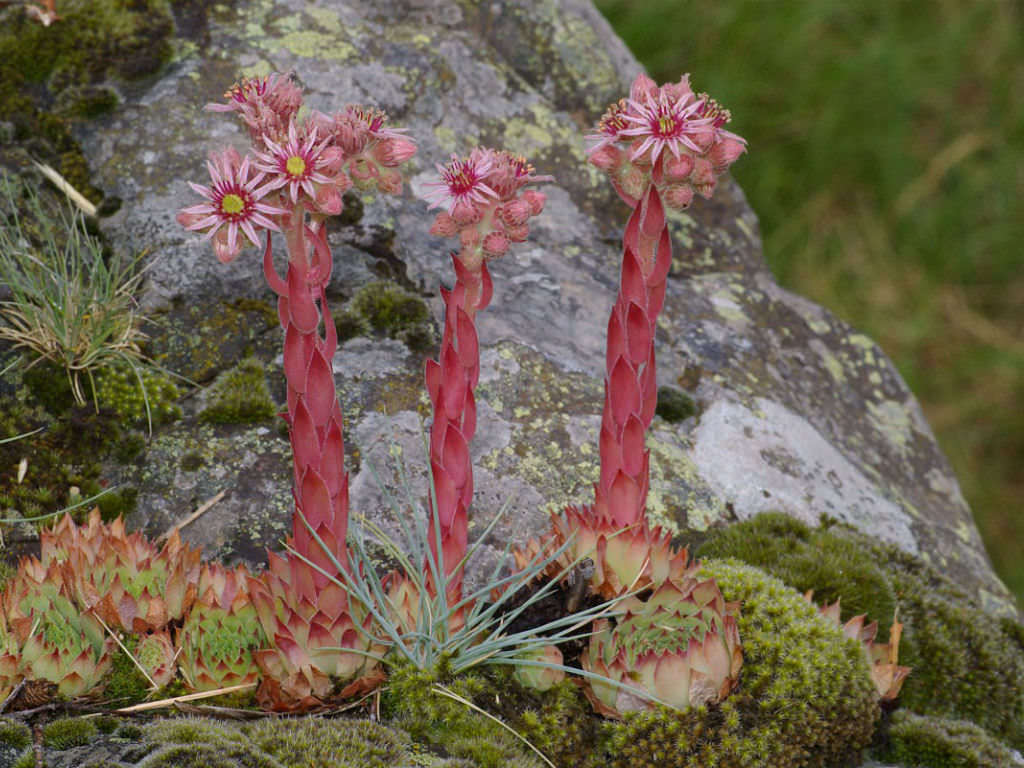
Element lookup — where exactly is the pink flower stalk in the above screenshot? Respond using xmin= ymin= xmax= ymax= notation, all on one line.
xmin=587 ymin=73 xmax=746 ymax=529
xmin=180 ymin=74 xmax=416 ymax=708
xmin=420 ymin=149 xmax=551 ymax=593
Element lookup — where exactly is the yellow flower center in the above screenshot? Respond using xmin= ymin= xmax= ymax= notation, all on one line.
xmin=657 ymin=115 xmax=677 ymax=136
xmin=286 ymin=155 xmax=307 ymax=177
xmin=220 ymin=193 xmax=245 ymax=215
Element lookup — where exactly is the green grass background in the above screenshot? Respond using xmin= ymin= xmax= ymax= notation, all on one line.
xmin=595 ymin=0 xmax=1024 ymax=600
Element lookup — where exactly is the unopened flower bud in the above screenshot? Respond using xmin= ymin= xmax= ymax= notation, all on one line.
xmin=695 ymin=181 xmax=717 ymax=199
xmin=589 ymin=144 xmax=622 ymax=172
xmin=321 ymin=146 xmax=345 ymax=175
xmin=315 ymin=185 xmax=343 ymax=215
xmin=619 ymin=165 xmax=647 ymax=200
xmin=630 ymin=138 xmax=653 ymax=166
xmin=482 ymin=231 xmax=509 ymax=257
xmin=349 ymin=158 xmax=378 ymax=186
xmin=689 ymin=127 xmax=715 ymax=154
xmin=522 ymin=189 xmax=546 ymax=216
xmin=501 ymin=198 xmax=532 ymax=227
xmin=376 ymin=168 xmax=403 ymax=195
xmin=430 ymin=211 xmax=458 ymax=237
xmin=372 ymin=137 xmax=417 ymax=167
xmin=709 ymin=138 xmax=746 ymax=170
xmin=505 ymin=223 xmax=529 ymax=242
xmin=691 ymin=157 xmax=715 ymax=186
xmin=630 ymin=73 xmax=659 ymax=101
xmin=663 ymin=154 xmax=694 ymax=183
xmin=176 ymin=211 xmax=205 ymax=229
xmin=662 ymin=184 xmax=694 ymax=210
xmin=452 ymin=201 xmax=480 ymax=226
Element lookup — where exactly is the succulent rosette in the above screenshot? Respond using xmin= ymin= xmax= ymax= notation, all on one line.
xmin=135 ymin=630 xmax=178 ymax=689
xmin=177 ymin=562 xmax=265 ymax=693
xmin=44 ymin=510 xmax=201 ymax=634
xmin=513 ymin=644 xmax=566 ymax=693
xmin=250 ymin=551 xmax=385 ymax=711
xmin=581 ymin=577 xmax=742 ymax=719
xmin=514 ymin=505 xmax=696 ymax=601
xmin=0 ymin=613 xmax=23 ymax=701
xmin=812 ymin=596 xmax=911 ymax=702
xmin=5 ymin=561 xmax=113 ymax=698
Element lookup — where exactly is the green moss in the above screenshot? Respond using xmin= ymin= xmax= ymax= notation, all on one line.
xmin=348 ymin=281 xmax=434 ymax=352
xmin=655 ymin=386 xmax=697 ymax=423
xmin=11 ymin=747 xmax=35 ymax=768
xmin=697 ymin=512 xmax=1024 ymax=747
xmin=137 ymin=742 xmax=279 ymax=768
xmin=245 ymin=718 xmax=414 ymax=768
xmin=115 ymin=723 xmax=145 ymax=740
xmin=42 ymin=717 xmax=98 ymax=750
xmin=94 ymin=362 xmax=182 ymax=426
xmin=103 ymin=639 xmax=161 ymax=707
xmin=334 ymin=309 xmax=372 ymax=344
xmin=145 ymin=717 xmax=249 ymax=748
xmin=594 ymin=559 xmax=878 ymax=768
xmin=0 ymin=719 xmax=31 ymax=750
xmin=93 ymin=716 xmax=120 ymax=735
xmin=885 ymin=711 xmax=1021 ymax=767
xmin=180 ymin=452 xmax=204 ymax=472
xmin=505 ymin=675 xmax=600 ymax=768
xmin=382 ymin=661 xmax=543 ymax=768
xmin=697 ymin=511 xmax=897 ymax=632
xmin=199 ymin=358 xmax=276 ymax=425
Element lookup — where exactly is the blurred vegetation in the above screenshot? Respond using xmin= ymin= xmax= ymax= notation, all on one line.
xmin=596 ymin=0 xmax=1024 ymax=600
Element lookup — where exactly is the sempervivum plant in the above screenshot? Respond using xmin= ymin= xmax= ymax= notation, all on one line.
xmin=43 ymin=509 xmax=200 ymax=633
xmin=0 ymin=614 xmax=22 ymax=700
xmin=812 ymin=596 xmax=911 ymax=702
xmin=250 ymin=550 xmax=385 ymax=711
xmin=581 ymin=577 xmax=742 ymax=719
xmin=4 ymin=560 xmax=113 ymax=698
xmin=134 ymin=630 xmax=178 ymax=689
xmin=523 ymin=504 xmax=696 ymax=600
xmin=177 ymin=562 xmax=265 ymax=693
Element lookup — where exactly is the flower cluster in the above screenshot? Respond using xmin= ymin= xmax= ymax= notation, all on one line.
xmin=178 ymin=73 xmax=416 ymax=263
xmin=425 ymin=148 xmax=550 ymax=264
xmin=587 ymin=73 xmax=746 ymax=210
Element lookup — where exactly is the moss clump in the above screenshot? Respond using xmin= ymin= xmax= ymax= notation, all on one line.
xmin=347 ymin=281 xmax=435 ymax=353
xmin=594 ymin=558 xmax=878 ymax=768
xmin=382 ymin=661 xmax=543 ymax=768
xmin=94 ymin=362 xmax=182 ymax=426
xmin=884 ymin=711 xmax=1022 ymax=767
xmin=697 ymin=512 xmax=896 ymax=632
xmin=0 ymin=719 xmax=31 ymax=750
xmin=11 ymin=748 xmax=34 ymax=768
xmin=199 ymin=358 xmax=276 ymax=425
xmin=508 ymin=676 xmax=600 ymax=768
xmin=245 ymin=718 xmax=413 ymax=768
xmin=136 ymin=742 xmax=279 ymax=768
xmin=42 ymin=716 xmax=98 ymax=750
xmin=654 ymin=386 xmax=697 ymax=423
xmin=697 ymin=512 xmax=1024 ymax=747
xmin=145 ymin=717 xmax=250 ymax=748
xmin=103 ymin=638 xmax=175 ymax=708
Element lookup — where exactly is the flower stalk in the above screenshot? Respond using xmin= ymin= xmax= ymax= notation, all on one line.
xmin=422 ymin=149 xmax=550 ymax=593
xmin=588 ymin=73 xmax=747 ymax=529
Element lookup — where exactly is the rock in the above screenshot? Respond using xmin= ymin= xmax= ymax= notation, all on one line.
xmin=69 ymin=0 xmax=1014 ymax=615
